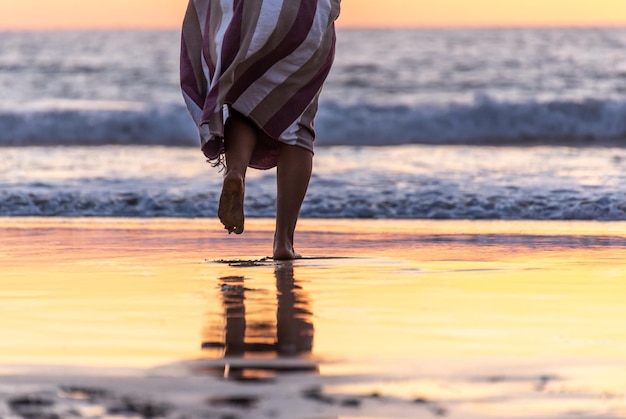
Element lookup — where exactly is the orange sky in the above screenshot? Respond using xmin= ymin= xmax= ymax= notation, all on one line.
xmin=1 ymin=0 xmax=625 ymax=30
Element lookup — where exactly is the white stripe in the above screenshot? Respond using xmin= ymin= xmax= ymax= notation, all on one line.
xmin=195 ymin=0 xmax=211 ymax=97
xmin=191 ymin=0 xmax=212 ymax=108
xmin=183 ymin=91 xmax=213 ymax=145
xmin=199 ymin=123 xmax=212 ymax=144
xmin=247 ymin=0 xmax=285 ymax=58
xmin=193 ymin=0 xmax=209 ymax=38
xmin=232 ymin=1 xmax=334 ymax=142
xmin=281 ymin=118 xmax=303 ymax=144
xmin=182 ymin=91 xmax=203 ymax=126
xmin=210 ymin=0 xmax=235 ymax=113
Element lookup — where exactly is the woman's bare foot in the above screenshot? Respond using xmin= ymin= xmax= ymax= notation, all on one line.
xmin=218 ymin=172 xmax=245 ymax=234
xmin=273 ymin=238 xmax=302 ymax=260
xmin=273 ymin=248 xmax=301 ymax=260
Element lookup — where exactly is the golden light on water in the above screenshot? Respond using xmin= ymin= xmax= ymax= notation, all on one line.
xmin=2 ymin=218 xmax=626 ymax=371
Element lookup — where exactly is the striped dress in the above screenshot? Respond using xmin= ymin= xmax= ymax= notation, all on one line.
xmin=180 ymin=0 xmax=340 ymax=169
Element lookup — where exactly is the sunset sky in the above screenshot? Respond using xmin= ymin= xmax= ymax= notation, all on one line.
xmin=1 ymin=0 xmax=626 ymax=30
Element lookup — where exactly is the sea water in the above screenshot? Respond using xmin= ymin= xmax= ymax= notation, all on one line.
xmin=1 ymin=28 xmax=626 ymax=219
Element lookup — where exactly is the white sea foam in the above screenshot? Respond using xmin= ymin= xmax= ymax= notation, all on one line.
xmin=316 ymin=96 xmax=626 ymax=146
xmin=2 ymin=29 xmax=626 ymax=219
xmin=0 ymin=100 xmax=198 ymax=146
xmin=1 ymin=97 xmax=625 ymax=147
xmin=2 ymin=145 xmax=626 ymax=220
xmin=2 ymin=29 xmax=626 ymax=147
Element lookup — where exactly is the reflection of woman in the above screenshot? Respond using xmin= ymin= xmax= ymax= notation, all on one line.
xmin=202 ymin=262 xmax=314 ymax=360
xmin=181 ymin=1 xmax=341 ymax=259
xmin=275 ymin=262 xmax=314 ymax=355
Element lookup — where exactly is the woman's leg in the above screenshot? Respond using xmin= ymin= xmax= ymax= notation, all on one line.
xmin=219 ymin=114 xmax=258 ymax=234
xmin=273 ymin=144 xmax=313 ymax=260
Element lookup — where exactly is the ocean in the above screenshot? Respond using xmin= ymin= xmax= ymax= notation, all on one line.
xmin=2 ymin=28 xmax=626 ymax=219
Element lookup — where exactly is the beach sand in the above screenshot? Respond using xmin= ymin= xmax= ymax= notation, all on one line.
xmin=1 ymin=217 xmax=626 ymax=418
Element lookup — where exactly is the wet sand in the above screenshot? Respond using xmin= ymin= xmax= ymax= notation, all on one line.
xmin=1 ymin=218 xmax=626 ymax=418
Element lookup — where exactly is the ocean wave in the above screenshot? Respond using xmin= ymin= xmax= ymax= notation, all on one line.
xmin=1 ymin=97 xmax=626 ymax=147
xmin=2 ymin=189 xmax=626 ymax=220
xmin=0 ymin=100 xmax=199 ymax=147
xmin=316 ymin=96 xmax=626 ymax=146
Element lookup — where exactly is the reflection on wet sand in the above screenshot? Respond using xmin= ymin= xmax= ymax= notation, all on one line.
xmin=201 ymin=262 xmax=316 ymax=380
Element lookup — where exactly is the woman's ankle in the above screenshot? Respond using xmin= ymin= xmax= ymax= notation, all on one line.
xmin=273 ymin=236 xmax=299 ymax=260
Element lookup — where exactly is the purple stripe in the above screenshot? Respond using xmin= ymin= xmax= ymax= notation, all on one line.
xmin=202 ymin=4 xmax=216 ymax=81
xmin=201 ymin=90 xmax=219 ymax=124
xmin=199 ymin=0 xmax=245 ymax=124
xmin=264 ymin=32 xmax=336 ymax=139
xmin=225 ymin=0 xmax=318 ymax=104
xmin=202 ymin=140 xmax=224 ymax=161
xmin=180 ymin=36 xmax=205 ymax=108
xmin=219 ymin=0 xmax=244 ymax=73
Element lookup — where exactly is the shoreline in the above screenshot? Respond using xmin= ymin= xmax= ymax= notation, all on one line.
xmin=2 ymin=218 xmax=626 ymax=418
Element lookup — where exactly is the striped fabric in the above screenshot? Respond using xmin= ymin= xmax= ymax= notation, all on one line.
xmin=181 ymin=0 xmax=340 ymax=169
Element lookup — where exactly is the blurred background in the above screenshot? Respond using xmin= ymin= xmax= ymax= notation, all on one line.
xmin=2 ymin=1 xmax=626 ymax=220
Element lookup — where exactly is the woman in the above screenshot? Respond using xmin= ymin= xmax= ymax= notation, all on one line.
xmin=181 ymin=0 xmax=340 ymax=260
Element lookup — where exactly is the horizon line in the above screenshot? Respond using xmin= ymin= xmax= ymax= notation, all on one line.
xmin=1 ymin=22 xmax=626 ymax=32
